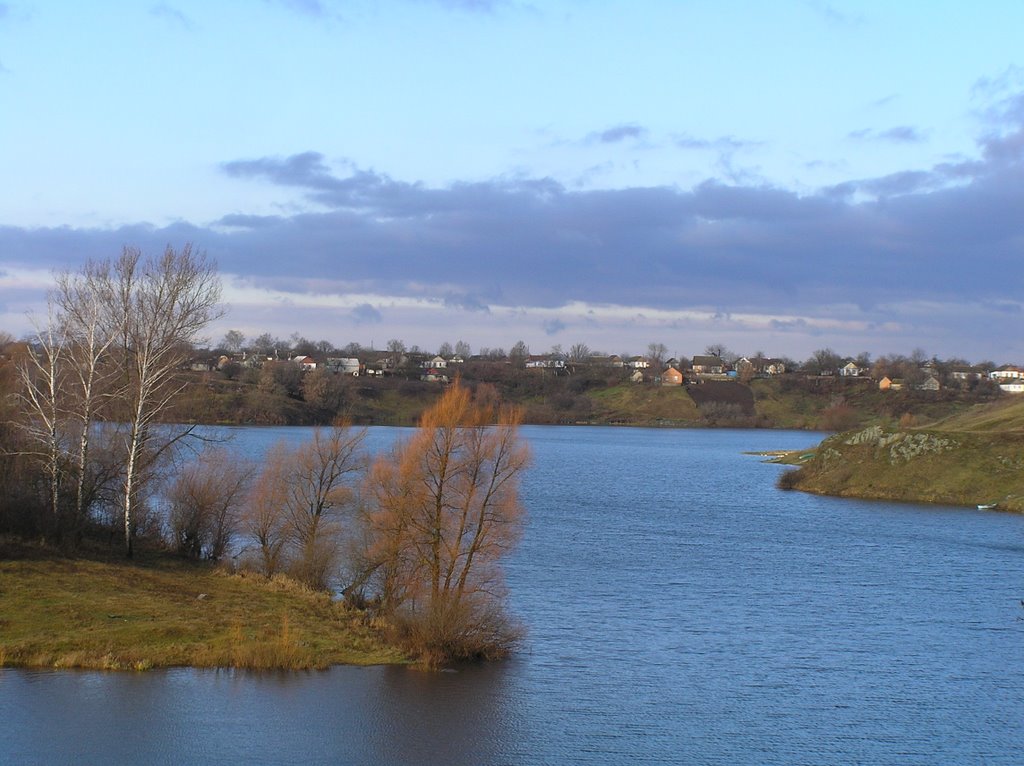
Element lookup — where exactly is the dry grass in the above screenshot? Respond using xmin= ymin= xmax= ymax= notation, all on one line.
xmin=0 ymin=543 xmax=408 ymax=671
xmin=586 ymin=384 xmax=701 ymax=424
xmin=927 ymin=398 xmax=1024 ymax=433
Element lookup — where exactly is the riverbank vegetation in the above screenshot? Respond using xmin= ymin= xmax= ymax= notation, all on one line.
xmin=777 ymin=398 xmax=1024 ymax=512
xmin=1 ymin=247 xmax=529 ymax=668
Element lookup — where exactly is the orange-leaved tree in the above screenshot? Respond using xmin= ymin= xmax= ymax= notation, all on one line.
xmin=362 ymin=381 xmax=529 ymax=663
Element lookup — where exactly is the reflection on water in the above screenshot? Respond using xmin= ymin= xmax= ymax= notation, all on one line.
xmin=3 ymin=427 xmax=1023 ymax=765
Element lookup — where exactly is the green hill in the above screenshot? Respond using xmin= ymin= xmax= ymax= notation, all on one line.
xmin=779 ymin=397 xmax=1024 ymax=512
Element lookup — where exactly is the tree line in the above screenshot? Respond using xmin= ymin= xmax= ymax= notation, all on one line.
xmin=0 ymin=244 xmax=529 ymax=662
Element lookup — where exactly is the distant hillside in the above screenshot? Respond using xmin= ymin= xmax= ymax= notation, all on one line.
xmin=165 ymin=367 xmax=1002 ymax=430
xmin=779 ymin=397 xmax=1024 ymax=512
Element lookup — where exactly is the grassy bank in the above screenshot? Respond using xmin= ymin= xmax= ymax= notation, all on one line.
xmin=0 ymin=542 xmax=408 ymax=671
xmin=778 ymin=398 xmax=1024 ymax=512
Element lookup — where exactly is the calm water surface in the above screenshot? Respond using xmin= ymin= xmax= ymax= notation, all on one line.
xmin=3 ymin=426 xmax=1023 ymax=765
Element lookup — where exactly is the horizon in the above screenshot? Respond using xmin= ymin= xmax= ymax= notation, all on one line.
xmin=2 ymin=1 xmax=1023 ymax=361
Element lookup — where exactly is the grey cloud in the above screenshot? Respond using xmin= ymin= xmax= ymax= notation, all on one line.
xmin=980 ymin=127 xmax=1024 ymax=164
xmin=266 ymin=0 xmax=327 ymax=16
xmin=416 ymin=0 xmax=509 ymax=12
xmin=543 ymin=319 xmax=566 ymax=336
xmin=351 ymin=304 xmax=382 ymax=324
xmin=808 ymin=1 xmax=865 ymax=27
xmin=849 ymin=126 xmax=925 ymax=143
xmin=215 ymin=214 xmax=284 ymax=229
xmin=592 ymin=124 xmax=648 ymax=144
xmin=674 ymin=134 xmax=755 ymax=152
xmin=869 ymin=94 xmax=898 ymax=108
xmin=150 ymin=4 xmax=194 ymax=29
xmin=6 ymin=108 xmax=1024 ymax=359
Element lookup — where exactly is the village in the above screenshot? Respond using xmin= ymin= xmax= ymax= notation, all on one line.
xmin=188 ymin=335 xmax=1024 ymax=396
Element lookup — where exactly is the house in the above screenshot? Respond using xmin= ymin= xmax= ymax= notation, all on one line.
xmin=878 ymin=376 xmax=892 ymax=390
xmin=918 ymin=376 xmax=941 ymax=391
xmin=999 ymin=382 xmax=1024 ymax=394
xmin=525 ymin=355 xmax=566 ymax=370
xmin=747 ymin=356 xmax=786 ymax=376
xmin=630 ymin=370 xmax=645 ymax=383
xmin=839 ymin=361 xmax=864 ymax=377
xmin=660 ymin=366 xmax=684 ymax=386
xmin=325 ymin=357 xmax=361 ymax=375
xmin=589 ymin=354 xmax=624 ymax=368
xmin=291 ymin=355 xmax=317 ymax=371
xmin=950 ymin=365 xmax=985 ymax=381
xmin=691 ymin=355 xmax=725 ymax=375
xmin=422 ymin=355 xmax=448 ymax=370
xmin=989 ymin=365 xmax=1024 ymax=382
xmin=628 ymin=356 xmax=650 ymax=369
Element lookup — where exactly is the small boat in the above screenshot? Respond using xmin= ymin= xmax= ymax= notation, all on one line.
xmin=977 ymin=503 xmax=997 ymax=511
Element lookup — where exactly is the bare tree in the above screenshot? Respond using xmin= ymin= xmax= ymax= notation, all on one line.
xmin=647 ymin=342 xmax=668 ymax=370
xmin=454 ymin=340 xmax=471 ymax=358
xmin=438 ymin=342 xmax=454 ymax=358
xmin=362 ymin=383 xmax=529 ymax=662
xmin=568 ymin=342 xmax=591 ymax=363
xmin=110 ymin=244 xmax=223 ymax=557
xmin=282 ymin=426 xmax=366 ymax=589
xmin=704 ymin=343 xmax=737 ymax=363
xmin=53 ymin=261 xmax=120 ymax=531
xmin=243 ymin=427 xmax=366 ymax=587
xmin=15 ymin=306 xmax=67 ymax=530
xmin=167 ymin=448 xmax=252 ymax=560
xmin=509 ymin=340 xmax=530 ymax=368
xmin=221 ymin=329 xmax=245 ymax=353
xmin=244 ymin=444 xmax=293 ymax=576
xmin=386 ymin=339 xmax=406 ymax=368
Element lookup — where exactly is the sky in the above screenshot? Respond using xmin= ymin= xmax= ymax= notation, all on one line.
xmin=2 ymin=1 xmax=1023 ymax=363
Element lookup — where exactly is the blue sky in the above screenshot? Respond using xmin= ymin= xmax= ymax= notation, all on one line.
xmin=2 ymin=1 xmax=1023 ymax=362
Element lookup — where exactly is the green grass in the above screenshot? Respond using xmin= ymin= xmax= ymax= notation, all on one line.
xmin=0 ymin=543 xmax=408 ymax=670
xmin=782 ymin=427 xmax=1024 ymax=512
xmin=585 ymin=384 xmax=701 ymax=424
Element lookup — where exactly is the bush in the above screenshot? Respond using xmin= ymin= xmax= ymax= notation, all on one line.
xmin=777 ymin=468 xmax=802 ymax=490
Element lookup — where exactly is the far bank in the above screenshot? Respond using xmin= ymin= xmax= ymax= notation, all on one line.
xmin=776 ymin=398 xmax=1024 ymax=513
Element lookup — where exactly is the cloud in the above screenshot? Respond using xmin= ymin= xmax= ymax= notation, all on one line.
xmin=351 ymin=303 xmax=382 ymax=324
xmin=590 ymin=124 xmax=648 ymax=144
xmin=266 ymin=0 xmax=328 ymax=16
xmin=150 ymin=4 xmax=194 ymax=30
xmin=413 ymin=0 xmax=511 ymax=12
xmin=807 ymin=1 xmax=865 ymax=27
xmin=542 ymin=319 xmax=566 ymax=336
xmin=674 ymin=134 xmax=756 ymax=152
xmin=848 ymin=126 xmax=925 ymax=143
xmin=443 ymin=293 xmax=491 ymax=312
xmin=6 ymin=98 xmax=1024 ymax=360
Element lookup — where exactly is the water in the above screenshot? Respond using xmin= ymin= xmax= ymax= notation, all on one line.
xmin=3 ymin=427 xmax=1023 ymax=765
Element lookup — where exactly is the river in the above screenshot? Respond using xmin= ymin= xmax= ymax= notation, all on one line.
xmin=2 ymin=426 xmax=1023 ymax=765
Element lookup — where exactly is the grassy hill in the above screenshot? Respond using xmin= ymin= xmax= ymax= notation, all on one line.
xmin=779 ymin=397 xmax=1024 ymax=512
